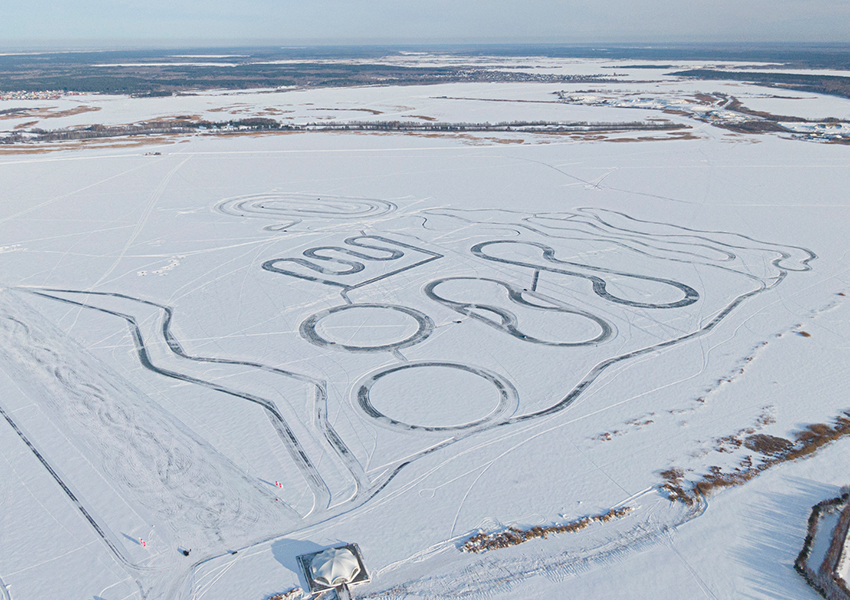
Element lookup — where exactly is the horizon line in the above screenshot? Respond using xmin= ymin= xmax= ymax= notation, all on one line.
xmin=2 ymin=40 xmax=850 ymax=54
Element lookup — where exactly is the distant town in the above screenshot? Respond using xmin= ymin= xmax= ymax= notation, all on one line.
xmin=1 ymin=90 xmax=85 ymax=100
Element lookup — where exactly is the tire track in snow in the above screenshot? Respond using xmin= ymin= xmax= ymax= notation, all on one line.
xmin=92 ymin=156 xmax=191 ymax=289
xmin=25 ymin=289 xmax=335 ymax=515
xmin=23 ymin=288 xmax=391 ymax=514
xmin=0 ymin=290 xmax=301 ymax=599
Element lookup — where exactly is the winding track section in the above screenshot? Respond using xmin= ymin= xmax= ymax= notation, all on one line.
xmin=262 ymin=235 xmax=442 ymax=290
xmin=7 ymin=204 xmax=817 ymax=599
xmin=424 ymin=276 xmax=613 ymax=346
xmin=167 ymin=206 xmax=816 ymax=599
xmin=23 ymin=289 xmax=422 ymax=513
xmin=470 ymin=240 xmax=700 ymax=309
xmin=25 ymin=289 xmax=346 ymax=514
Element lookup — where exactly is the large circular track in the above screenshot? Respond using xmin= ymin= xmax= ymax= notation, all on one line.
xmin=356 ymin=361 xmax=519 ymax=432
xmin=300 ymin=304 xmax=434 ymax=353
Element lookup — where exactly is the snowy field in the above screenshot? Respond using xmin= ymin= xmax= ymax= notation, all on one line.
xmin=0 ymin=56 xmax=849 ymax=600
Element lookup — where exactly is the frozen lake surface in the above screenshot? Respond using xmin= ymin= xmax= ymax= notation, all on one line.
xmin=0 ymin=56 xmax=849 ymax=600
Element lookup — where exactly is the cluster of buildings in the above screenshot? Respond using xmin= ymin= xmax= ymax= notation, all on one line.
xmin=557 ymin=90 xmax=850 ymax=142
xmin=783 ymin=121 xmax=850 ymax=143
xmin=0 ymin=90 xmax=83 ymax=100
xmin=557 ymin=90 xmax=751 ymax=125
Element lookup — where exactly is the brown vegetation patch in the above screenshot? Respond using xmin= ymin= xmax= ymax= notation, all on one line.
xmin=258 ymin=108 xmax=294 ymax=116
xmin=0 ymin=105 xmax=101 ymax=120
xmin=626 ymin=416 xmax=654 ymax=427
xmin=490 ymin=137 xmax=525 ymax=144
xmin=604 ymin=131 xmax=700 ymax=142
xmin=146 ymin=114 xmax=202 ymax=123
xmin=309 ymin=107 xmax=383 ymax=115
xmin=40 ymin=105 xmax=102 ymax=119
xmin=0 ymin=107 xmax=54 ymax=121
xmin=662 ymin=109 xmax=692 ymax=116
xmin=0 ymin=135 xmax=177 ymax=155
xmin=743 ymin=433 xmax=794 ymax=455
xmin=207 ymin=104 xmax=249 ymax=113
xmin=662 ymin=410 xmax=850 ymax=504
xmin=399 ymin=132 xmax=518 ymax=146
xmin=593 ymin=429 xmax=622 ymax=441
xmin=694 ymin=93 xmax=722 ymax=105
xmin=660 ymin=468 xmax=694 ymax=505
xmin=265 ymin=588 xmax=302 ymax=600
xmin=462 ymin=507 xmax=633 ymax=553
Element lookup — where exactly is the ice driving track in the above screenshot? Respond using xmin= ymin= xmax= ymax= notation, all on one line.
xmin=24 ymin=289 xmax=382 ymax=516
xmin=8 ymin=288 xmax=441 ymax=599
xmin=2 ymin=205 xmax=817 ymax=599
xmin=0 ymin=403 xmax=137 ymax=569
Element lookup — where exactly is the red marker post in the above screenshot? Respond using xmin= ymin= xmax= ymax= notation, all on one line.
xmin=140 ymin=538 xmax=146 ymax=548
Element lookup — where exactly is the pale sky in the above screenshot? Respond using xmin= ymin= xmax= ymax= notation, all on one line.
xmin=3 ymin=0 xmax=849 ymax=48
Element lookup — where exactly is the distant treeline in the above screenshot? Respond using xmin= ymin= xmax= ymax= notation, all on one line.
xmin=673 ymin=69 xmax=850 ymax=99
xmin=0 ymin=57 xmax=613 ymax=95
xmin=1 ymin=118 xmax=686 ymax=145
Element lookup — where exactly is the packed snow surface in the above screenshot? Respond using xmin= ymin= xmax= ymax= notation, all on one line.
xmin=0 ymin=56 xmax=849 ymax=600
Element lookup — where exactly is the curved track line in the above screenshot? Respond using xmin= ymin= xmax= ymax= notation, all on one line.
xmin=471 ymin=240 xmax=700 ymax=309
xmin=21 ymin=289 xmax=408 ymax=513
xmin=25 ymin=290 xmax=336 ymax=514
xmin=577 ymin=207 xmax=816 ymax=272
xmin=424 ymin=276 xmax=614 ymax=346
xmin=356 ymin=361 xmax=520 ymax=433
xmin=299 ymin=303 xmax=435 ymax=353
xmin=425 ymin=206 xmax=814 ymax=280
xmin=214 ymin=193 xmax=396 ymax=222
xmin=12 ymin=205 xmax=817 ymax=599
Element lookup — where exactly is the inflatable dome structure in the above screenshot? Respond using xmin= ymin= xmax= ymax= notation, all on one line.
xmin=310 ymin=547 xmax=361 ymax=588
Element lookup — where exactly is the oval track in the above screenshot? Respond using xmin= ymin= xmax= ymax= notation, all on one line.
xmin=215 ymin=193 xmax=396 ymax=221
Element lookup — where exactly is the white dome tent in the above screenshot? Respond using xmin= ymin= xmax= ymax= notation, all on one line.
xmin=311 ymin=547 xmax=360 ymax=588
xmin=297 ymin=543 xmax=370 ymax=598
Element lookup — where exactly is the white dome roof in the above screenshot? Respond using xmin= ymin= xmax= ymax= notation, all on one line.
xmin=310 ymin=547 xmax=361 ymax=587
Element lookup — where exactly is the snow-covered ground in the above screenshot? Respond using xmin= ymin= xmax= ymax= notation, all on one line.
xmin=0 ymin=57 xmax=849 ymax=600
